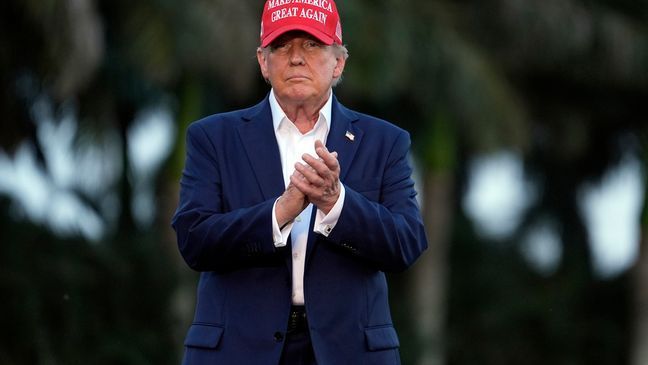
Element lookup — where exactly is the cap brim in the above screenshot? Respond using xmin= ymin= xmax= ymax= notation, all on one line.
xmin=261 ymin=24 xmax=335 ymax=47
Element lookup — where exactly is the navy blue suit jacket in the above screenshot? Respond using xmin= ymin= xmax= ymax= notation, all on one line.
xmin=172 ymin=95 xmax=427 ymax=365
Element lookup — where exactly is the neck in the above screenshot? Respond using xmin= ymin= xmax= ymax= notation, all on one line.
xmin=275 ymin=91 xmax=330 ymax=134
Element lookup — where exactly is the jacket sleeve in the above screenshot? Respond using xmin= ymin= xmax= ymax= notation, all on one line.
xmin=171 ymin=122 xmax=282 ymax=272
xmin=322 ymin=130 xmax=428 ymax=272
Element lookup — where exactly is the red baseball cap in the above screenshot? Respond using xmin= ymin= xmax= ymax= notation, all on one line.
xmin=260 ymin=0 xmax=343 ymax=47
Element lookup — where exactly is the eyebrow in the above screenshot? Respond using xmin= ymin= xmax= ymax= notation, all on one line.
xmin=271 ymin=32 xmax=322 ymax=46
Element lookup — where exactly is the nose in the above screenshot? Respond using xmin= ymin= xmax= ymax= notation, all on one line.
xmin=288 ymin=45 xmax=306 ymax=65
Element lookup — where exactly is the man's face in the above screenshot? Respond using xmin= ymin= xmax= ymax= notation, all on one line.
xmin=257 ymin=31 xmax=345 ymax=105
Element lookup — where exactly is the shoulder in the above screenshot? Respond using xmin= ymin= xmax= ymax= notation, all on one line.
xmin=189 ymin=102 xmax=265 ymax=135
xmin=338 ymin=102 xmax=409 ymax=141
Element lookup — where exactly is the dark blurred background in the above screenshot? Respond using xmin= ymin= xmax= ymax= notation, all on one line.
xmin=1 ymin=0 xmax=647 ymax=364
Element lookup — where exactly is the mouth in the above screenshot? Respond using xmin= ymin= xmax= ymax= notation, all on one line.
xmin=286 ymin=75 xmax=310 ymax=81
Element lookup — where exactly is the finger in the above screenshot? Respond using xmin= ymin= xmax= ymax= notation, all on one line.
xmin=295 ymin=161 xmax=326 ymax=186
xmin=301 ymin=153 xmax=330 ymax=176
xmin=290 ymin=172 xmax=317 ymax=196
xmin=302 ymin=148 xmax=338 ymax=172
xmin=314 ymin=145 xmax=339 ymax=171
xmin=321 ymin=150 xmax=339 ymax=171
xmin=314 ymin=140 xmax=333 ymax=161
xmin=285 ymin=182 xmax=306 ymax=198
xmin=289 ymin=170 xmax=307 ymax=189
xmin=301 ymin=155 xmax=337 ymax=186
xmin=314 ymin=139 xmax=326 ymax=151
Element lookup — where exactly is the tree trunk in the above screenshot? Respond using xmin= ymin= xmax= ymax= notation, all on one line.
xmin=631 ymin=188 xmax=648 ymax=365
xmin=410 ymin=170 xmax=454 ymax=365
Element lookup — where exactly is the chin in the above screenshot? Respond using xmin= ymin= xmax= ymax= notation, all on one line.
xmin=285 ymin=87 xmax=317 ymax=101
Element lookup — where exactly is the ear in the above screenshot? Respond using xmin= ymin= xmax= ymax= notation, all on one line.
xmin=332 ymin=54 xmax=346 ymax=79
xmin=257 ymin=48 xmax=269 ymax=80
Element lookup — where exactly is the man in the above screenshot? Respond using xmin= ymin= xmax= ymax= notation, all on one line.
xmin=172 ymin=1 xmax=427 ymax=364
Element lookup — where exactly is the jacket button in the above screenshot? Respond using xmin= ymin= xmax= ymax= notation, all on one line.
xmin=273 ymin=332 xmax=284 ymax=342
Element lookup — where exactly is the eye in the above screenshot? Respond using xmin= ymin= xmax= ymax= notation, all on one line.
xmin=271 ymin=42 xmax=290 ymax=53
xmin=303 ymin=40 xmax=321 ymax=50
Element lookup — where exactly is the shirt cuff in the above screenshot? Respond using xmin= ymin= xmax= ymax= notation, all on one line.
xmin=272 ymin=198 xmax=294 ymax=247
xmin=314 ymin=183 xmax=346 ymax=237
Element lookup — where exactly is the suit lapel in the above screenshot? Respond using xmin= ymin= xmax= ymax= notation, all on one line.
xmin=237 ymin=96 xmax=293 ymax=274
xmin=236 ymin=97 xmax=285 ymax=201
xmin=325 ymin=96 xmax=363 ymax=182
xmin=305 ymin=97 xmax=362 ymax=264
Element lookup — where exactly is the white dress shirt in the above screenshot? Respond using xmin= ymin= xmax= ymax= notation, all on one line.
xmin=269 ymin=89 xmax=346 ymax=305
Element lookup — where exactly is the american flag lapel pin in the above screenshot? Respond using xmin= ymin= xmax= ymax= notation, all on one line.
xmin=345 ymin=130 xmax=355 ymax=142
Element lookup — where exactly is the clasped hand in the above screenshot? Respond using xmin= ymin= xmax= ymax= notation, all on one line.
xmin=275 ymin=140 xmax=340 ymax=227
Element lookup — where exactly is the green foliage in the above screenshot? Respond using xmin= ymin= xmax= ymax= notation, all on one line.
xmin=416 ymin=109 xmax=457 ymax=172
xmin=447 ymin=213 xmax=630 ymax=365
xmin=0 ymin=199 xmax=178 ymax=364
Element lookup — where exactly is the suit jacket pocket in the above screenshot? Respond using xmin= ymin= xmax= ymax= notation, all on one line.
xmin=184 ymin=323 xmax=224 ymax=349
xmin=365 ymin=325 xmax=400 ymax=351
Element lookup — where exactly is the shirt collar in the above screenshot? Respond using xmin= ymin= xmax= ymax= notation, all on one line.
xmin=269 ymin=89 xmax=333 ymax=133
